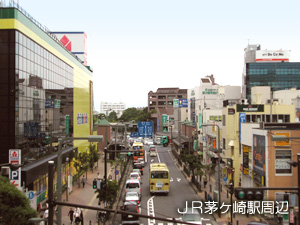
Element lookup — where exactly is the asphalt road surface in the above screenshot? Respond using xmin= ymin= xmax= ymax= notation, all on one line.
xmin=113 ymin=144 xmax=214 ymax=225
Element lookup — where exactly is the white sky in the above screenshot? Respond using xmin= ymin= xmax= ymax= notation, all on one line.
xmin=19 ymin=0 xmax=300 ymax=110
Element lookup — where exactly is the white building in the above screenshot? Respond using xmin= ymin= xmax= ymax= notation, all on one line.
xmin=100 ymin=102 xmax=126 ymax=118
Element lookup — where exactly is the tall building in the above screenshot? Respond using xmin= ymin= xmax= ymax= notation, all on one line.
xmin=242 ymin=44 xmax=300 ymax=101
xmin=0 ymin=2 xmax=94 ymax=203
xmin=100 ymin=101 xmax=126 ymax=118
xmin=148 ymin=87 xmax=187 ymax=132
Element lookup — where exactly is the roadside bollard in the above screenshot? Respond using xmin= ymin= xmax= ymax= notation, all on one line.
xmin=236 ymin=220 xmax=239 ymax=225
xmin=205 ymin=191 xmax=207 ymax=201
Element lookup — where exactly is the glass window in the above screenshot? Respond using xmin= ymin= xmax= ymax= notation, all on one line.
xmin=275 ymin=150 xmax=291 ymax=174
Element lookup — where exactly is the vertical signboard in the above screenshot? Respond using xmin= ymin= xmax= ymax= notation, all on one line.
xmin=253 ymin=135 xmax=266 ymax=183
xmin=9 ymin=149 xmax=21 ymax=188
xmin=243 ymin=146 xmax=249 ymax=175
xmin=162 ymin=114 xmax=168 ymax=132
xmin=173 ymin=99 xmax=179 ymax=108
xmin=239 ymin=113 xmax=246 ymax=142
xmin=65 ymin=115 xmax=70 ymax=135
xmin=198 ymin=113 xmax=202 ymax=129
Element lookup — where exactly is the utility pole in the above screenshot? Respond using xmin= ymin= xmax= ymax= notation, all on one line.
xmin=48 ymin=161 xmax=55 ymax=225
xmin=57 ymin=139 xmax=63 ymax=225
xmin=178 ymin=108 xmax=182 ymax=153
xmin=104 ymin=147 xmax=108 ymax=208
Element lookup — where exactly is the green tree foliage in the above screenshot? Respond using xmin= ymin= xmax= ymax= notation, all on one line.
xmin=88 ymin=144 xmax=100 ymax=172
xmin=119 ymin=107 xmax=151 ymax=122
xmin=95 ymin=180 xmax=118 ymax=206
xmin=0 ymin=175 xmax=38 ymax=225
xmin=107 ymin=111 xmax=118 ymax=122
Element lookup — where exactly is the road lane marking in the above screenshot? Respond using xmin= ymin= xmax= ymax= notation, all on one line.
xmin=147 ymin=196 xmax=155 ymax=225
xmin=177 ymin=178 xmax=181 ymax=182
xmin=157 ymin=150 xmax=161 ymax=163
xmin=170 ymin=177 xmax=173 ymax=182
xmin=145 ymin=148 xmax=147 ymax=163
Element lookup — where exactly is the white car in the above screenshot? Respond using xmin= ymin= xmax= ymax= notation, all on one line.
xmin=124 ymin=191 xmax=140 ymax=206
xmin=150 ymin=149 xmax=157 ymax=157
xmin=129 ymin=172 xmax=141 ymax=181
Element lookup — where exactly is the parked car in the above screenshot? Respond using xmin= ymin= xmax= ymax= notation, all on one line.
xmin=125 ymin=179 xmax=141 ymax=200
xmin=129 ymin=172 xmax=141 ymax=180
xmin=133 ymin=162 xmax=143 ymax=175
xmin=124 ymin=191 xmax=140 ymax=206
xmin=121 ymin=201 xmax=140 ymax=224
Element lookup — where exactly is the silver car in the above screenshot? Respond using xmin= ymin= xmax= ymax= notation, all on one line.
xmin=125 ymin=179 xmax=141 ymax=201
xmin=124 ymin=191 xmax=140 ymax=206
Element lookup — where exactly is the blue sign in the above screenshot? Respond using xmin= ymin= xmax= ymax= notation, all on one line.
xmin=239 ymin=113 xmax=246 ymax=142
xmin=223 ymin=177 xmax=228 ymax=182
xmin=138 ymin=121 xmax=153 ymax=138
xmin=28 ymin=191 xmax=34 ymax=200
xmin=115 ymin=170 xmax=119 ymax=175
xmin=130 ymin=132 xmax=138 ymax=137
xmin=179 ymin=99 xmax=188 ymax=108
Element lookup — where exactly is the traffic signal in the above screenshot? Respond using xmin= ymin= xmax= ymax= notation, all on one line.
xmin=234 ymin=188 xmax=263 ymax=201
xmin=93 ymin=180 xmax=97 ymax=189
xmin=128 ymin=152 xmax=131 ymax=156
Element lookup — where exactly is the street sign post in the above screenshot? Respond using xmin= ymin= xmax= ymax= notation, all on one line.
xmin=9 ymin=149 xmax=21 ymax=189
xmin=138 ymin=121 xmax=153 ymax=137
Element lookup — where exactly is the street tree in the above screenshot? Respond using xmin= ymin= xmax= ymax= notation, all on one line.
xmin=95 ymin=180 xmax=118 ymax=207
xmin=0 ymin=175 xmax=38 ymax=225
xmin=107 ymin=111 xmax=118 ymax=122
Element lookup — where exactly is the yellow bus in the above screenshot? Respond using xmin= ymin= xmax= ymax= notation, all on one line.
xmin=132 ymin=142 xmax=145 ymax=161
xmin=149 ymin=163 xmax=170 ymax=195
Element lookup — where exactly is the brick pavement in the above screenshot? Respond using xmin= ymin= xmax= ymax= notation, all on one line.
xmin=59 ymin=158 xmax=114 ymax=225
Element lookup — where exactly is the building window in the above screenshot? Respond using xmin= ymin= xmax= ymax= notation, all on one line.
xmin=275 ymin=149 xmax=292 ymax=174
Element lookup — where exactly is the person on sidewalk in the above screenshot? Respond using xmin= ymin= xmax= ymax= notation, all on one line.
xmin=80 ymin=208 xmax=84 ymax=225
xmin=74 ymin=208 xmax=81 ymax=224
xmin=81 ymin=175 xmax=86 ymax=188
xmin=203 ymin=174 xmax=208 ymax=188
xmin=207 ymin=193 xmax=212 ymax=202
xmin=97 ymin=172 xmax=101 ymax=180
xmin=68 ymin=208 xmax=74 ymax=224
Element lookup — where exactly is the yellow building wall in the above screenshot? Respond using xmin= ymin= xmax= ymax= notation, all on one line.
xmin=224 ymin=104 xmax=296 ymax=187
xmin=1 ymin=18 xmax=93 ymax=153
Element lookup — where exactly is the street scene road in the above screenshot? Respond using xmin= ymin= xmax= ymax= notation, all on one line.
xmin=113 ymin=144 xmax=214 ymax=225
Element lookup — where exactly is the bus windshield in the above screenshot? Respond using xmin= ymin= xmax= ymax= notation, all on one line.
xmin=151 ymin=171 xmax=168 ymax=179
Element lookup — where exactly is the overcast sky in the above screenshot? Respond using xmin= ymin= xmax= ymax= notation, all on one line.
xmin=19 ymin=0 xmax=300 ymax=110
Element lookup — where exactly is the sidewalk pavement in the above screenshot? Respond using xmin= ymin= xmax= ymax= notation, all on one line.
xmin=176 ymin=160 xmax=277 ymax=225
xmin=59 ymin=158 xmax=115 ymax=225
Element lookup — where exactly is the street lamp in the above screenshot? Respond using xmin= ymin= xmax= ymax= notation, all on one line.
xmin=202 ymin=123 xmax=221 ymax=218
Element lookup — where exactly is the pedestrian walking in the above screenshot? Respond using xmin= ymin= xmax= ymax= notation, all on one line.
xmin=80 ymin=208 xmax=84 ymax=225
xmin=74 ymin=208 xmax=81 ymax=224
xmin=68 ymin=208 xmax=74 ymax=224
xmin=81 ymin=175 xmax=86 ymax=188
xmin=43 ymin=209 xmax=49 ymax=225
xmin=207 ymin=193 xmax=212 ymax=202
xmin=203 ymin=174 xmax=208 ymax=188
xmin=97 ymin=172 xmax=101 ymax=180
